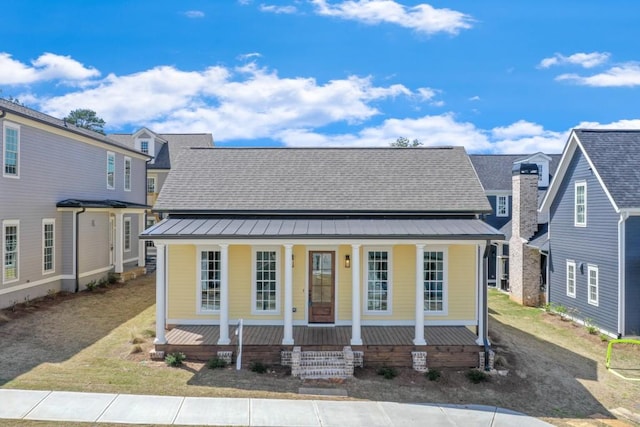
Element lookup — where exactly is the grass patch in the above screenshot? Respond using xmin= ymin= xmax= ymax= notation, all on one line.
xmin=466 ymin=369 xmax=488 ymax=384
xmin=377 ymin=366 xmax=397 ymax=379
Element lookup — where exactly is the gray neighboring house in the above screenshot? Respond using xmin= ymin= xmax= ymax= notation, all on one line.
xmin=540 ymin=129 xmax=640 ymax=337
xmin=470 ymin=153 xmax=561 ymax=291
xmin=0 ymin=99 xmax=149 ymax=309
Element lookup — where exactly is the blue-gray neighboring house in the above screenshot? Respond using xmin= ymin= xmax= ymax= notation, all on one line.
xmin=0 ymin=99 xmax=150 ymax=309
xmin=470 ymin=153 xmax=561 ymax=290
xmin=540 ymin=129 xmax=640 ymax=337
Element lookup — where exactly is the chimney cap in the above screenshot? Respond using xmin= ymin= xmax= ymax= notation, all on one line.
xmin=512 ymin=163 xmax=539 ymax=176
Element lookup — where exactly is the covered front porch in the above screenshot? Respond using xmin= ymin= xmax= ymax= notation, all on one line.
xmin=156 ymin=325 xmax=484 ymax=369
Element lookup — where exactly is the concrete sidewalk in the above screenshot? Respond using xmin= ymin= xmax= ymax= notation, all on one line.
xmin=0 ymin=389 xmax=552 ymax=426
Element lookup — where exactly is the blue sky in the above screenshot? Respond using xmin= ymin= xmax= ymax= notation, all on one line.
xmin=2 ymin=1 xmax=640 ymax=153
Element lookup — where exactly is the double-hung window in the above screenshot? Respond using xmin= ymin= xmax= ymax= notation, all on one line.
xmin=123 ymin=218 xmax=131 ymax=252
xmin=424 ymin=249 xmax=447 ymax=313
xmin=566 ymin=260 xmax=576 ymax=298
xmin=575 ymin=182 xmax=586 ymax=226
xmin=3 ymin=122 xmax=20 ymax=178
xmin=198 ymin=249 xmax=221 ymax=312
xmin=140 ymin=140 xmax=149 ymax=154
xmin=43 ymin=219 xmax=55 ymax=274
xmin=107 ymin=152 xmax=115 ymax=189
xmin=496 ymin=195 xmax=508 ymax=217
xmin=147 ymin=176 xmax=156 ymax=194
xmin=124 ymin=157 xmax=132 ymax=191
xmin=366 ymin=249 xmax=391 ymax=313
xmin=587 ymin=265 xmax=598 ymax=306
xmin=3 ymin=220 xmax=19 ymax=283
xmin=253 ymin=249 xmax=279 ymax=313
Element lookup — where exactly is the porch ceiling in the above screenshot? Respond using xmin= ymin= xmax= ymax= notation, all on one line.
xmin=142 ymin=217 xmax=503 ymax=240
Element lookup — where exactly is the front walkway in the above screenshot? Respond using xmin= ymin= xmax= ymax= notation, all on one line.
xmin=0 ymin=389 xmax=552 ymax=426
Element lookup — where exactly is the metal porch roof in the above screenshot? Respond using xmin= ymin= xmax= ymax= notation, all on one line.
xmin=141 ymin=217 xmax=504 ymax=240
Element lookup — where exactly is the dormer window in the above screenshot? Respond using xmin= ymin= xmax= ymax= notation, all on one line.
xmin=140 ymin=140 xmax=149 ymax=154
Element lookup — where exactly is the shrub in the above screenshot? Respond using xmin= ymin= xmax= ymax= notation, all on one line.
xmin=584 ymin=318 xmax=598 ymax=335
xmin=426 ymin=369 xmax=441 ymax=381
xmin=107 ymin=272 xmax=119 ymax=284
xmin=207 ymin=357 xmax=228 ymax=369
xmin=554 ymin=304 xmax=568 ymax=319
xmin=250 ymin=361 xmax=268 ymax=374
xmin=377 ymin=366 xmax=397 ymax=380
xmin=599 ymin=334 xmax=610 ymax=343
xmin=86 ymin=280 xmax=97 ymax=291
xmin=466 ymin=369 xmax=489 ymax=384
xmin=97 ymin=277 xmax=108 ymax=288
xmin=165 ymin=352 xmax=186 ymax=367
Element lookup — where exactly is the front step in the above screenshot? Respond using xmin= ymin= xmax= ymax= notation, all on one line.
xmin=288 ymin=346 xmax=356 ymax=379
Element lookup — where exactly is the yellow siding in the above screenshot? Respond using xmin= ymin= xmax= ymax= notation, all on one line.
xmin=167 ymin=245 xmax=201 ymax=320
xmin=292 ymin=246 xmax=306 ymax=321
xmin=425 ymin=244 xmax=476 ymax=321
xmin=228 ymin=245 xmax=252 ymax=319
xmin=337 ymin=245 xmax=352 ymax=321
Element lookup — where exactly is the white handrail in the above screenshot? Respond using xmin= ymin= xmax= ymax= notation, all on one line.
xmin=235 ymin=319 xmax=243 ymax=370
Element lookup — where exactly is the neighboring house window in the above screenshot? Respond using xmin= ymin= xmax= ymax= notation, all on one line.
xmin=575 ymin=182 xmax=586 ymax=226
xmin=253 ymin=249 xmax=279 ymax=313
xmin=3 ymin=122 xmax=20 ymax=178
xmin=199 ymin=249 xmax=221 ymax=312
xmin=147 ymin=176 xmax=156 ymax=194
xmin=496 ymin=195 xmax=508 ymax=217
xmin=140 ymin=140 xmax=149 ymax=154
xmin=587 ymin=265 xmax=598 ymax=306
xmin=107 ymin=152 xmax=115 ymax=189
xmin=3 ymin=220 xmax=19 ymax=283
xmin=566 ymin=260 xmax=576 ymax=298
xmin=424 ymin=249 xmax=447 ymax=313
xmin=124 ymin=218 xmax=131 ymax=252
xmin=145 ymin=240 xmax=155 ymax=248
xmin=124 ymin=157 xmax=132 ymax=191
xmin=43 ymin=219 xmax=55 ymax=274
xmin=146 ymin=217 xmax=156 ymax=229
xmin=366 ymin=249 xmax=391 ymax=312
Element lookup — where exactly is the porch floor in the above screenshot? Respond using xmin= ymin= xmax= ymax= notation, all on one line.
xmin=164 ymin=325 xmax=479 ymax=347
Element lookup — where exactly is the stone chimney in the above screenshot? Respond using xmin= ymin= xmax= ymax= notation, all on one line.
xmin=509 ymin=163 xmax=541 ymax=307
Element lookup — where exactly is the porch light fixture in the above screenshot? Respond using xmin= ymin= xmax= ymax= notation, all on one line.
xmin=345 ymin=254 xmax=351 ymax=268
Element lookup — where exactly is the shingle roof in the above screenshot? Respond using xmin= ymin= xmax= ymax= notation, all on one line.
xmin=0 ymin=99 xmax=147 ymax=157
xmin=574 ymin=129 xmax=640 ymax=209
xmin=470 ymin=154 xmax=561 ymax=191
xmin=154 ymin=147 xmax=492 ymax=213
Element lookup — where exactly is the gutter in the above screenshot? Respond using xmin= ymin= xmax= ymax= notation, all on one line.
xmin=75 ymin=208 xmax=86 ymax=292
xmin=482 ymin=240 xmax=492 ymax=371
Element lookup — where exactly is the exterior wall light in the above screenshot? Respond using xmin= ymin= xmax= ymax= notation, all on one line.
xmin=345 ymin=254 xmax=351 ymax=268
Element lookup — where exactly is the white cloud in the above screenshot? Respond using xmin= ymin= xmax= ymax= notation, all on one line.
xmin=184 ymin=10 xmax=205 ymax=18
xmin=469 ymin=95 xmax=480 ymax=101
xmin=556 ymin=63 xmax=640 ymax=87
xmin=491 ymin=120 xmax=544 ymax=139
xmin=490 ymin=121 xmax=566 ymax=154
xmin=417 ymin=87 xmax=436 ymax=101
xmin=575 ymin=118 xmax=640 ymax=129
xmin=539 ymin=52 xmax=610 ymax=69
xmin=0 ymin=52 xmax=99 ymax=85
xmin=237 ymin=52 xmax=263 ymax=61
xmin=311 ymin=0 xmax=473 ymax=35
xmin=259 ymin=4 xmax=298 ymax=14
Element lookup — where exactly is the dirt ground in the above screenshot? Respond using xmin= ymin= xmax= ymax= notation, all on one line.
xmin=0 ymin=274 xmax=638 ymax=427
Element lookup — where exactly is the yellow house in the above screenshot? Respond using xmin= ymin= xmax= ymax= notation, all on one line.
xmin=143 ymin=147 xmax=503 ymax=373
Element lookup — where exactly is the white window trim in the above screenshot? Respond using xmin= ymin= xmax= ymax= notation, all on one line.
xmin=196 ymin=245 xmax=222 ymax=314
xmin=423 ymin=246 xmax=448 ymax=316
xmin=575 ymin=181 xmax=587 ymax=227
xmin=123 ymin=217 xmax=131 ymax=252
xmin=587 ymin=264 xmax=599 ymax=306
xmin=42 ymin=219 xmax=55 ymax=275
xmin=2 ymin=220 xmax=19 ymax=284
xmin=107 ymin=151 xmax=115 ymax=190
xmin=496 ymin=195 xmax=509 ymax=217
xmin=3 ymin=122 xmax=20 ymax=179
xmin=124 ymin=156 xmax=132 ymax=191
xmin=363 ymin=246 xmax=393 ymax=315
xmin=147 ymin=176 xmax=157 ymax=194
xmin=251 ymin=246 xmax=281 ymax=315
xmin=566 ymin=260 xmax=576 ymax=298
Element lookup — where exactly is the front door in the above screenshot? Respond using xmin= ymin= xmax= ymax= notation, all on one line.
xmin=309 ymin=251 xmax=335 ymax=323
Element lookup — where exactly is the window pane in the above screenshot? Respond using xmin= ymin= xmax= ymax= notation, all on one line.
xmin=424 ymin=251 xmax=445 ymax=312
xmin=4 ymin=225 xmax=18 ymax=280
xmin=255 ymin=250 xmax=277 ymax=311
xmin=367 ymin=250 xmax=389 ymax=311
xmin=200 ymin=251 xmax=221 ymax=310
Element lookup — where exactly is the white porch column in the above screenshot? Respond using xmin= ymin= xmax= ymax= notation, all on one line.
xmin=114 ymin=212 xmax=124 ymax=273
xmin=283 ymin=244 xmax=294 ymax=345
xmin=218 ymin=244 xmax=231 ymax=345
xmin=414 ymin=244 xmax=426 ymax=345
xmin=137 ymin=213 xmax=146 ymax=267
xmin=153 ymin=243 xmax=167 ymax=344
xmin=476 ymin=243 xmax=488 ymax=345
xmin=350 ymin=244 xmax=362 ymax=346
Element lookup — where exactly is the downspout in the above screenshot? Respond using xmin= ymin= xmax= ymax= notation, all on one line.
xmin=75 ymin=208 xmax=86 ymax=293
xmin=617 ymin=211 xmax=629 ymax=338
xmin=482 ymin=240 xmax=491 ymax=371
